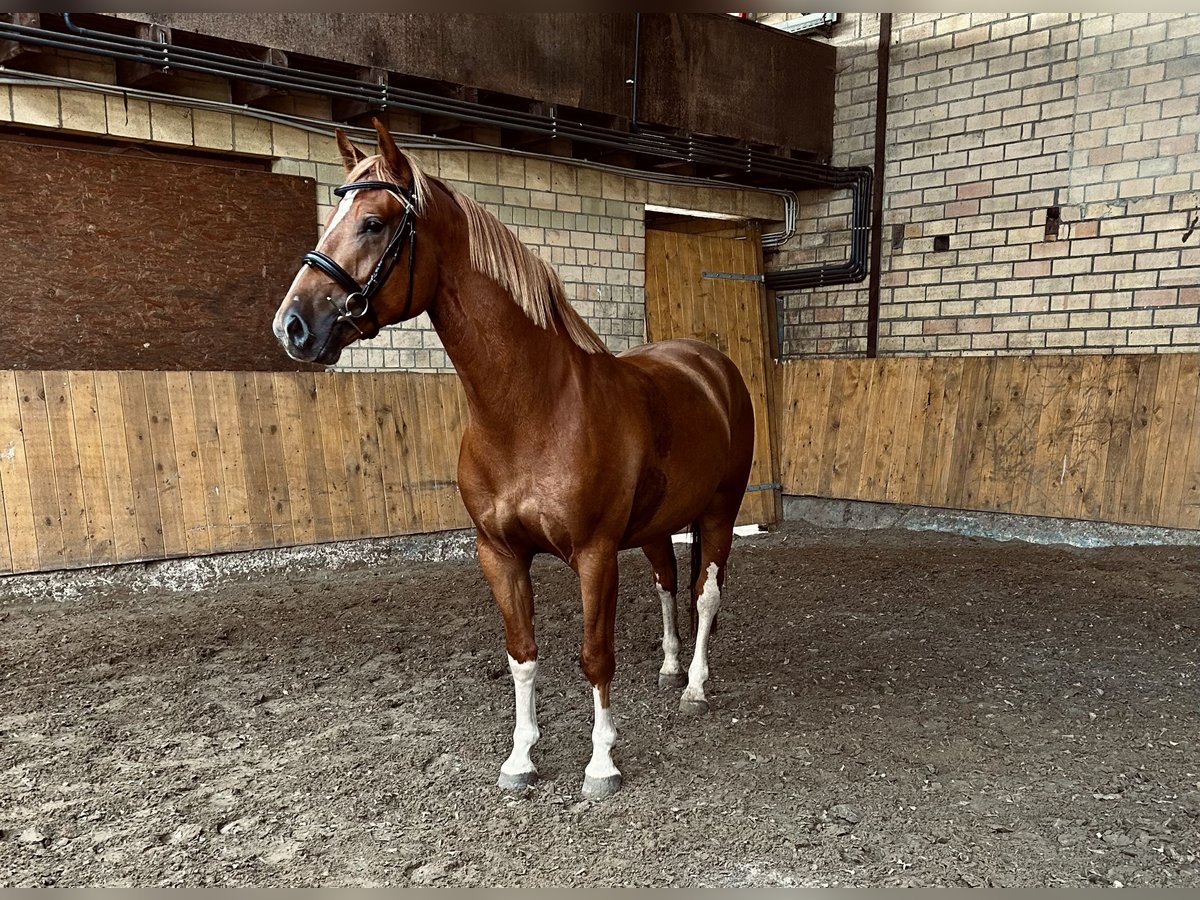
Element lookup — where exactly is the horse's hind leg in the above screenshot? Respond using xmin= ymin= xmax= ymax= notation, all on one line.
xmin=679 ymin=513 xmax=735 ymax=716
xmin=642 ymin=537 xmax=685 ymax=688
xmin=478 ymin=537 xmax=540 ymax=791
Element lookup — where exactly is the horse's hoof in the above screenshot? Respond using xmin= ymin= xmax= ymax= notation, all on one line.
xmin=497 ymin=770 xmax=537 ymax=792
xmin=582 ymin=773 xmax=622 ymax=800
xmin=658 ymin=671 xmax=686 ymax=689
xmin=679 ymin=696 xmax=710 ymax=716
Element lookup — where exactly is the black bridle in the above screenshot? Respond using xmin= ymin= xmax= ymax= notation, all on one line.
xmin=300 ymin=179 xmax=418 ymax=338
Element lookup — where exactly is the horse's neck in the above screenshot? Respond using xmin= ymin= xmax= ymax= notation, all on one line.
xmin=429 ymin=272 xmax=590 ymax=433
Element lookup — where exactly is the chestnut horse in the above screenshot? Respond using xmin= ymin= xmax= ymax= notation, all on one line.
xmin=273 ymin=120 xmax=754 ymax=799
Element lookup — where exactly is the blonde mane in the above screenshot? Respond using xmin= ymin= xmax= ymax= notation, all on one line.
xmin=452 ymin=190 xmax=611 ymax=356
xmin=353 ymin=147 xmax=609 ymax=355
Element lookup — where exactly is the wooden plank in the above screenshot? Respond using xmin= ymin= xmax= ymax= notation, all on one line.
xmin=42 ymin=371 xmax=91 ymax=566
xmin=1131 ymin=354 xmax=1181 ymax=526
xmin=189 ymin=371 xmax=233 ymax=553
xmin=1068 ymin=355 xmax=1116 ymax=522
xmin=67 ymin=371 xmax=116 ymax=565
xmin=1115 ymin=356 xmax=1161 ymax=525
xmin=952 ymin=359 xmax=996 ymax=512
xmin=1096 ymin=356 xmax=1141 ymax=524
xmin=233 ymin=373 xmax=274 ymax=547
xmin=15 ymin=370 xmax=66 ymax=568
xmin=923 ymin=358 xmax=964 ymax=509
xmin=438 ymin=377 xmax=471 ymax=529
xmin=92 ymin=372 xmax=140 ymax=562
xmin=1155 ymin=354 xmax=1198 ymax=528
xmin=297 ymin=372 xmax=336 ymax=541
xmin=163 ymin=371 xmax=213 ymax=557
xmin=1022 ymin=358 xmax=1074 ymax=518
xmin=117 ymin=371 xmax=165 ymax=560
xmin=388 ymin=373 xmax=425 ymax=533
xmin=817 ymin=363 xmax=855 ymax=498
xmin=856 ymin=359 xmax=893 ymax=503
xmin=314 ymin=374 xmax=353 ymax=539
xmin=208 ymin=372 xmax=252 ymax=548
xmin=892 ymin=358 xmax=935 ymax=507
xmin=371 ymin=373 xmax=414 ymax=534
xmin=977 ymin=356 xmax=1028 ymax=513
xmin=254 ymin=371 xmax=296 ymax=548
xmin=1173 ymin=359 xmax=1200 ymax=529
xmin=142 ymin=372 xmax=188 ymax=558
xmin=413 ymin=374 xmax=451 ymax=530
xmin=883 ymin=360 xmax=922 ymax=505
xmin=331 ymin=374 xmax=370 ymax=538
xmin=271 ymin=372 xmax=318 ymax=545
xmin=0 ymin=371 xmax=38 ymax=572
xmin=351 ymin=373 xmax=389 ymax=536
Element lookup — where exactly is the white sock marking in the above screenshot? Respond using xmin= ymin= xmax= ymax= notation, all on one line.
xmin=584 ymin=686 xmax=620 ymax=781
xmin=499 ymin=655 xmax=539 ymax=778
xmin=682 ymin=562 xmax=721 ymax=704
xmin=656 ymin=579 xmax=682 ymax=677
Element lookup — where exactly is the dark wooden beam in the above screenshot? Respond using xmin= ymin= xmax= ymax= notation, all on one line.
xmin=0 ymin=13 xmax=45 ymax=67
xmin=230 ymin=46 xmax=288 ymax=107
xmin=114 ymin=22 xmax=172 ymax=88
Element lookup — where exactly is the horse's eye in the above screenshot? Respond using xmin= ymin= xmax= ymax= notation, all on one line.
xmin=362 ymin=217 xmax=385 ymax=235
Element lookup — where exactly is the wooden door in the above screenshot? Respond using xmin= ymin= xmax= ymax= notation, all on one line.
xmin=644 ymin=227 xmax=780 ymax=525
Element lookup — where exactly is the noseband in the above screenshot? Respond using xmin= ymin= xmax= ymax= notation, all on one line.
xmin=301 ymin=180 xmax=418 ymax=338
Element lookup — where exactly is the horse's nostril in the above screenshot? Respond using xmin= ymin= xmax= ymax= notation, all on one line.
xmin=285 ymin=309 xmax=311 ymax=348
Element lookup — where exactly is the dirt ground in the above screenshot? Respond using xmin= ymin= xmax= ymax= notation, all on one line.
xmin=2 ymin=521 xmax=1199 ymax=888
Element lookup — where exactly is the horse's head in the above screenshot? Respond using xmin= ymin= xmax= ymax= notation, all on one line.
xmin=273 ymin=119 xmax=437 ymax=365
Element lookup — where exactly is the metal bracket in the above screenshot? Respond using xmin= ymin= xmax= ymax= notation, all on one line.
xmin=702 ymin=270 xmax=765 ymax=283
xmin=745 ymin=482 xmax=781 ymax=493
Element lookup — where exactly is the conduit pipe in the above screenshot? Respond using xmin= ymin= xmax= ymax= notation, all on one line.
xmin=0 ymin=15 xmax=874 ymax=327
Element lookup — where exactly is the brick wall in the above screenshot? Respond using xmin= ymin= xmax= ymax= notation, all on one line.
xmin=2 ymin=52 xmax=782 ymax=373
xmin=760 ymin=12 xmax=1200 ymax=357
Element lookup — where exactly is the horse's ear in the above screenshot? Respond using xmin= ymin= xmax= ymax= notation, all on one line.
xmin=335 ymin=128 xmax=366 ymax=173
xmin=372 ymin=117 xmax=412 ymax=187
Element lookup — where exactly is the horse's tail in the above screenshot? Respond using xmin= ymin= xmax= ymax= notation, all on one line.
xmin=688 ymin=518 xmax=702 ymax=639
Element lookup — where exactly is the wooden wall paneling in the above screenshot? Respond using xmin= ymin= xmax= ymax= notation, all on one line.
xmin=977 ymin=356 xmax=1026 ymax=513
xmin=207 ymin=372 xmax=252 ymax=547
xmin=830 ymin=363 xmax=875 ymax=500
xmin=1096 ymin=356 xmax=1141 ymax=523
xmin=388 ymin=375 xmax=426 ymax=530
xmin=1133 ymin=354 xmax=1181 ymax=526
xmin=314 ymin=374 xmax=353 ymax=539
xmin=189 ymin=371 xmax=233 ymax=553
xmin=1155 ymin=354 xmax=1198 ymax=529
xmin=894 ymin=358 xmax=935 ymax=507
xmin=164 ymin=371 xmax=213 ymax=557
xmin=0 ymin=371 xmax=37 ymax=572
xmin=1115 ymin=357 xmax=1160 ymax=524
xmin=856 ymin=359 xmax=892 ymax=502
xmin=883 ymin=360 xmax=923 ymax=505
xmin=232 ymin=373 xmax=274 ymax=547
xmin=818 ymin=364 xmax=855 ymax=498
xmin=1069 ymin=355 xmax=1116 ymax=522
xmin=116 ymin=371 xmax=166 ymax=560
xmin=271 ymin=372 xmax=318 ymax=545
xmin=350 ymin=373 xmax=389 ymax=537
xmin=330 ymin=375 xmax=370 ymax=538
xmin=92 ymin=372 xmax=141 ymax=561
xmin=1022 ymin=359 xmax=1071 ymax=517
xmin=924 ymin=358 xmax=965 ymax=509
xmin=42 ymin=371 xmax=92 ymax=565
xmin=69 ymin=371 xmax=117 ymax=564
xmin=414 ymin=375 xmax=450 ymax=529
xmin=439 ymin=377 xmax=470 ymax=529
xmin=254 ymin=371 xmax=296 ymax=547
xmin=142 ymin=372 xmax=188 ymax=558
xmin=370 ymin=373 xmax=412 ymax=534
xmin=294 ymin=372 xmax=336 ymax=542
xmin=15 ymin=371 xmax=67 ymax=568
xmin=1172 ymin=362 xmax=1200 ymax=529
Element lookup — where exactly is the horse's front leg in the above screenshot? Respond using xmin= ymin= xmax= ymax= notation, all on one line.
xmin=478 ymin=536 xmax=540 ymax=791
xmin=575 ymin=543 xmax=622 ymax=799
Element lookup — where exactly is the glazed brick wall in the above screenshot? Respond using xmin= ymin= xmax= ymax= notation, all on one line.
xmin=761 ymin=13 xmax=1200 ymax=358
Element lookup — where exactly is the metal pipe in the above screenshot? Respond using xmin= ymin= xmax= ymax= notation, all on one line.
xmin=3 ymin=14 xmax=873 ymax=334
xmin=866 ymin=12 xmax=891 ymax=358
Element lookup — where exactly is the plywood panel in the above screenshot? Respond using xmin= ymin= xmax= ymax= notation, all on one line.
xmin=271 ymin=371 xmax=317 ymax=545
xmin=16 ymin=370 xmax=66 ymax=568
xmin=142 ymin=372 xmax=188 ymax=558
xmin=254 ymin=371 xmax=296 ymax=548
xmin=165 ymin=371 xmax=213 ymax=557
xmin=42 ymin=371 xmax=91 ymax=565
xmin=190 ymin=371 xmax=234 ymax=554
